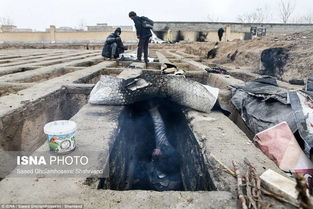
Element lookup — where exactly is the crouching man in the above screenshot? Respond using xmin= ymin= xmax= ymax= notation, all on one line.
xmin=102 ymin=27 xmax=127 ymax=59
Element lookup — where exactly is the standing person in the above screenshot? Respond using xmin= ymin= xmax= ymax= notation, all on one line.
xmin=129 ymin=11 xmax=154 ymax=63
xmin=101 ymin=27 xmax=127 ymax=59
xmin=218 ymin=27 xmax=225 ymax=41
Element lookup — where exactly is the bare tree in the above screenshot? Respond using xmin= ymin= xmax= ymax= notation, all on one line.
xmin=302 ymin=15 xmax=313 ymax=23
xmin=292 ymin=13 xmax=313 ymax=24
xmin=0 ymin=16 xmax=14 ymax=25
xmin=237 ymin=7 xmax=268 ymax=23
xmin=279 ymin=0 xmax=295 ymax=23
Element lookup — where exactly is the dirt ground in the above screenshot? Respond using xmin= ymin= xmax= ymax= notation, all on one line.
xmin=176 ymin=31 xmax=313 ymax=82
xmin=1 ymin=35 xmax=313 ymax=207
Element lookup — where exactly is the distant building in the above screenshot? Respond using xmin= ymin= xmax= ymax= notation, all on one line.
xmin=56 ymin=27 xmax=77 ymax=32
xmin=115 ymin=26 xmax=133 ymax=32
xmin=14 ymin=28 xmax=33 ymax=32
xmin=46 ymin=26 xmax=77 ymax=32
xmin=87 ymin=23 xmax=132 ymax=32
xmin=87 ymin=23 xmax=112 ymax=32
xmin=1 ymin=25 xmax=17 ymax=32
xmin=0 ymin=25 xmax=32 ymax=32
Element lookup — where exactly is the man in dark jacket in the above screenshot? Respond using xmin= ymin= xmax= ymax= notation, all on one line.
xmin=102 ymin=27 xmax=127 ymax=59
xmin=129 ymin=11 xmax=153 ymax=63
xmin=218 ymin=28 xmax=224 ymax=41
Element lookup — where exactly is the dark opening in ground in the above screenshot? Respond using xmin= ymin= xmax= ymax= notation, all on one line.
xmin=73 ymin=59 xmax=103 ymax=67
xmin=99 ymin=99 xmax=216 ymax=192
xmin=258 ymin=47 xmax=289 ymax=79
xmin=176 ymin=30 xmax=185 ymax=42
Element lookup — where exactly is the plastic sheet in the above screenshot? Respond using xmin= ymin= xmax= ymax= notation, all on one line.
xmin=230 ymin=77 xmax=297 ymax=134
xmin=89 ymin=75 xmax=219 ymax=113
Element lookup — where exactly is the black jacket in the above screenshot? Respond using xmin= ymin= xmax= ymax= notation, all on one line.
xmin=105 ymin=32 xmax=119 ymax=44
xmin=132 ymin=16 xmax=153 ymax=39
xmin=102 ymin=32 xmax=124 ymax=58
xmin=218 ymin=28 xmax=224 ymax=36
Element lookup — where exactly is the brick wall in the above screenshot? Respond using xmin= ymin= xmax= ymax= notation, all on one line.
xmin=154 ymin=21 xmax=313 ymax=34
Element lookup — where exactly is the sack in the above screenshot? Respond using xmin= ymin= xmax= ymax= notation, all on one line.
xmin=141 ymin=17 xmax=154 ymax=29
xmin=142 ymin=20 xmax=153 ymax=29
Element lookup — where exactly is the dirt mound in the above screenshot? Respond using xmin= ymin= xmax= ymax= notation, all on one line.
xmin=180 ymin=31 xmax=313 ymax=82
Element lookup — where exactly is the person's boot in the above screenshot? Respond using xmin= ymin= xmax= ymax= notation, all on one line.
xmin=144 ymin=54 xmax=149 ymax=63
xmin=109 ymin=56 xmax=117 ymax=61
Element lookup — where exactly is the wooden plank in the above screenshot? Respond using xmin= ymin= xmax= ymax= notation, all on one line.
xmin=260 ymin=169 xmax=298 ymax=204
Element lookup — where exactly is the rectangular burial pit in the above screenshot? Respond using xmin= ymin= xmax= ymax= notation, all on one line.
xmin=168 ymin=59 xmax=182 ymax=63
xmin=74 ymin=68 xmax=124 ymax=84
xmin=175 ymin=63 xmax=202 ymax=72
xmin=1 ymin=65 xmax=97 ymax=85
xmin=20 ymin=67 xmax=88 ymax=83
xmin=115 ymin=61 xmax=161 ymax=69
xmin=0 ymin=83 xmax=33 ymax=97
xmin=0 ymin=87 xmax=20 ymax=97
xmin=72 ymin=58 xmax=104 ymax=67
xmin=0 ymin=87 xmax=89 ymax=152
xmin=0 ymin=67 xmax=38 ymax=76
xmin=99 ymin=99 xmax=216 ymax=192
xmin=146 ymin=62 xmax=161 ymax=69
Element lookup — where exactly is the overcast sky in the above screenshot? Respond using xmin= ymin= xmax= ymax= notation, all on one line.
xmin=0 ymin=0 xmax=312 ymax=31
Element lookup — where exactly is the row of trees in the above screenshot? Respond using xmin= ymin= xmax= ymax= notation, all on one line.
xmin=237 ymin=7 xmax=268 ymax=23
xmin=217 ymin=0 xmax=313 ymax=24
xmin=237 ymin=0 xmax=313 ymax=24
xmin=0 ymin=17 xmax=13 ymax=25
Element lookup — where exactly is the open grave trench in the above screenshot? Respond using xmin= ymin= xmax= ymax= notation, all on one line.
xmin=0 ymin=48 xmax=295 ymax=208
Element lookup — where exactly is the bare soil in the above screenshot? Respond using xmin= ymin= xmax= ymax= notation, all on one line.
xmin=174 ymin=31 xmax=313 ymax=82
